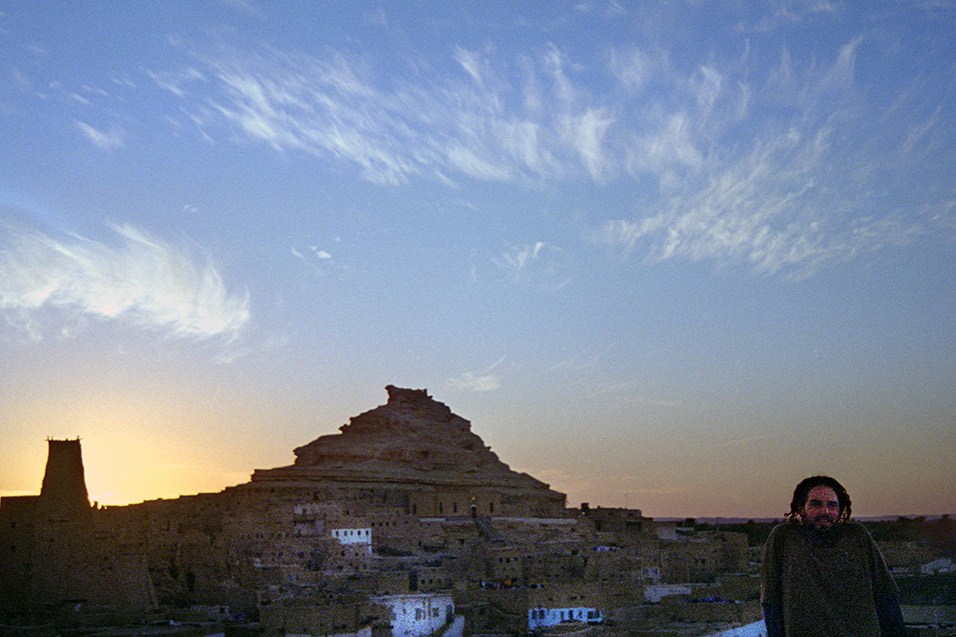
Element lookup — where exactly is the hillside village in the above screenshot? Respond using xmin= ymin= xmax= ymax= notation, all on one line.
xmin=1 ymin=386 xmax=953 ymax=636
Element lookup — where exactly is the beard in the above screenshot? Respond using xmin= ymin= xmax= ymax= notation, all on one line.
xmin=804 ymin=513 xmax=837 ymax=531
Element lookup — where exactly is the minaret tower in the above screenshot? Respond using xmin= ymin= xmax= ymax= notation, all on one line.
xmin=37 ymin=437 xmax=90 ymax=519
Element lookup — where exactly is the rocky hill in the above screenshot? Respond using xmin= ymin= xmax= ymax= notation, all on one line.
xmin=252 ymin=385 xmax=554 ymax=492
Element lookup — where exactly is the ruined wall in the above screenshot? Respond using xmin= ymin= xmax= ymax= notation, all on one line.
xmin=0 ymin=496 xmax=38 ymax=613
xmin=0 ymin=440 xmax=156 ymax=613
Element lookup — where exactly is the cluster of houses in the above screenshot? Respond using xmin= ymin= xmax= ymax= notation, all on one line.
xmin=1 ymin=388 xmax=952 ymax=635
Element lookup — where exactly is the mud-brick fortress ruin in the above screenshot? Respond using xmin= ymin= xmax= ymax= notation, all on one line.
xmin=0 ymin=386 xmax=759 ymax=634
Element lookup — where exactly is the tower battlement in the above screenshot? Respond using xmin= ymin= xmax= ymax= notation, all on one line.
xmin=38 ymin=437 xmax=90 ymax=519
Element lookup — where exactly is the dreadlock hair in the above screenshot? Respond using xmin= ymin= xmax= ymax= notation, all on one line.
xmin=785 ymin=475 xmax=852 ymax=524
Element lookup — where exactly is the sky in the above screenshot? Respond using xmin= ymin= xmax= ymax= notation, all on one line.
xmin=1 ymin=1 xmax=954 ymax=519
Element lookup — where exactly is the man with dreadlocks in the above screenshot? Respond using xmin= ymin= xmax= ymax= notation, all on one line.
xmin=760 ymin=475 xmax=905 ymax=636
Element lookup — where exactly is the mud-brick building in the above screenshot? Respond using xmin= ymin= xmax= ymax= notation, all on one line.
xmin=0 ymin=386 xmax=761 ymax=634
xmin=480 ymin=581 xmax=605 ymax=633
xmin=0 ymin=439 xmax=156 ymax=613
xmin=659 ymin=530 xmax=749 ymax=583
xmin=0 ymin=388 xmax=571 ymax=621
xmin=258 ymin=593 xmax=374 ymax=636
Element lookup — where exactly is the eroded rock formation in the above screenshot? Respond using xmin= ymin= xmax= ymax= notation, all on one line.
xmin=253 ymin=385 xmax=556 ymax=495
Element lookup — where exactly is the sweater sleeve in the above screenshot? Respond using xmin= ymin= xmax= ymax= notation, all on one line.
xmin=762 ymin=602 xmax=784 ymax=637
xmin=875 ymin=593 xmax=905 ymax=636
xmin=760 ymin=524 xmax=784 ymax=605
xmin=864 ymin=526 xmax=900 ymax=597
xmin=859 ymin=524 xmax=905 ymax=635
xmin=760 ymin=525 xmax=787 ymax=635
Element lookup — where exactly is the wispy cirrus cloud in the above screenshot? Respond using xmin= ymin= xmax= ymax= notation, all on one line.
xmin=152 ymin=21 xmax=950 ymax=277
xmin=146 ymin=66 xmax=205 ymax=98
xmin=156 ymin=41 xmax=624 ymax=186
xmin=447 ymin=372 xmax=501 ymax=393
xmin=0 ymin=221 xmax=249 ymax=340
xmin=493 ymin=241 xmax=572 ymax=289
xmin=76 ymin=120 xmax=125 ymax=150
xmin=594 ymin=38 xmax=933 ymax=278
xmin=594 ymin=126 xmax=844 ymax=277
xmin=448 ymin=356 xmax=507 ymax=393
xmin=290 ymin=244 xmax=334 ymax=276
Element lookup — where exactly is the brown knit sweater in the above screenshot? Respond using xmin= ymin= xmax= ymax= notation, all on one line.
xmin=760 ymin=521 xmax=899 ymax=636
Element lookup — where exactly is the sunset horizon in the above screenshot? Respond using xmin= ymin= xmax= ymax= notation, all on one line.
xmin=5 ymin=383 xmax=954 ymax=520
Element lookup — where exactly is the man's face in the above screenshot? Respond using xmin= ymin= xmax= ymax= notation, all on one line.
xmin=800 ymin=485 xmax=841 ymax=530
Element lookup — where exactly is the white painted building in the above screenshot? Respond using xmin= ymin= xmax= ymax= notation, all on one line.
xmin=332 ymin=528 xmax=372 ymax=553
xmin=921 ymin=557 xmax=955 ymax=575
xmin=527 ymin=606 xmax=603 ymax=630
xmin=703 ymin=619 xmax=768 ymax=637
xmin=372 ymin=593 xmax=454 ymax=637
xmin=332 ymin=527 xmax=372 ymax=545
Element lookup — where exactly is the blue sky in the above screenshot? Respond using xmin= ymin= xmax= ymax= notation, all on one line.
xmin=1 ymin=1 xmax=954 ymax=517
